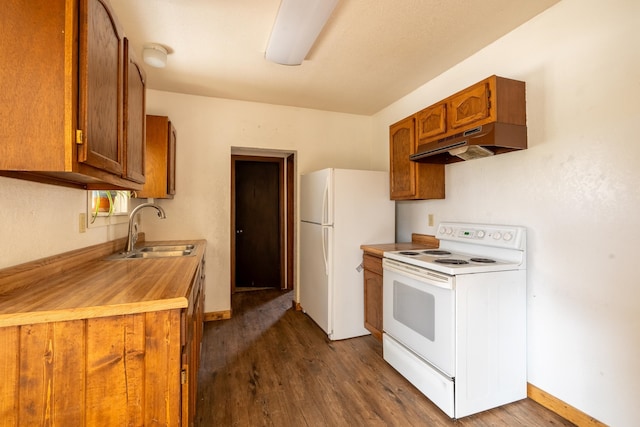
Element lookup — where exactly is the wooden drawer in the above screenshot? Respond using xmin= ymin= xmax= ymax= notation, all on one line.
xmin=363 ymin=254 xmax=383 ymax=275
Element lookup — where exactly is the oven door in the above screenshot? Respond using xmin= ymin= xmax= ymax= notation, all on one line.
xmin=382 ymin=258 xmax=455 ymax=377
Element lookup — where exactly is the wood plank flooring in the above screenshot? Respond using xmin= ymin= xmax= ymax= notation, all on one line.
xmin=196 ymin=289 xmax=575 ymax=426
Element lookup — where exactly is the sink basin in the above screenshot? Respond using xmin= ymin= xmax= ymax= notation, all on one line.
xmin=124 ymin=250 xmax=193 ymax=259
xmin=139 ymin=244 xmax=195 ymax=252
xmin=105 ymin=244 xmax=196 ymax=260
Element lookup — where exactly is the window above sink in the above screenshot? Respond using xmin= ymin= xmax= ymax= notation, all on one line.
xmin=87 ymin=190 xmax=130 ymax=228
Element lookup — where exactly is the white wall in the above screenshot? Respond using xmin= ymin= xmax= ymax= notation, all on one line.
xmin=0 ymin=178 xmax=129 ymax=269
xmin=372 ymin=0 xmax=639 ymax=425
xmin=140 ymin=92 xmax=375 ymax=313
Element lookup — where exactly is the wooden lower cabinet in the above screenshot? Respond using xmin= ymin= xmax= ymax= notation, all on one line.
xmin=363 ymin=253 xmax=384 ymax=341
xmin=182 ymin=256 xmax=205 ymax=427
xmin=0 ymin=267 xmax=204 ymax=426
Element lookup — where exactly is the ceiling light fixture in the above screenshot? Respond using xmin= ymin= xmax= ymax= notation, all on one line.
xmin=265 ymin=0 xmax=339 ymax=66
xmin=142 ymin=44 xmax=168 ymax=68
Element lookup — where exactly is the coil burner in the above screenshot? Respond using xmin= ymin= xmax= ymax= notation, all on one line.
xmin=435 ymin=259 xmax=469 ymax=265
xmin=470 ymin=258 xmax=496 ymax=263
xmin=422 ymin=250 xmax=451 ymax=256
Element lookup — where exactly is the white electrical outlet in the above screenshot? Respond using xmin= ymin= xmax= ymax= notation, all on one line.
xmin=428 ymin=213 xmax=434 ymax=227
xmin=79 ymin=213 xmax=86 ymax=233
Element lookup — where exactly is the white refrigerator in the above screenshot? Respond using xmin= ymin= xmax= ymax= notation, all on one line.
xmin=299 ymin=168 xmax=395 ymax=340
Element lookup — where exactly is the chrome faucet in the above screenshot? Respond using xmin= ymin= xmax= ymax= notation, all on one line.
xmin=125 ymin=202 xmax=167 ymax=253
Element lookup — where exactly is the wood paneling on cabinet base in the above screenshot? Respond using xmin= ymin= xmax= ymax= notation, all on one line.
xmin=0 ymin=234 xmax=205 ymax=425
xmin=0 ymin=311 xmax=181 ymax=425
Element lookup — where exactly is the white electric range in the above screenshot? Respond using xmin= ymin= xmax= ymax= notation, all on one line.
xmin=382 ymin=222 xmax=527 ymax=418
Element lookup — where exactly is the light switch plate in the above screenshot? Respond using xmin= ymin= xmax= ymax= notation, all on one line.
xmin=79 ymin=213 xmax=86 ymax=233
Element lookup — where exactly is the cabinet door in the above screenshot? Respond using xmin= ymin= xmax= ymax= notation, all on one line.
xmin=123 ymin=39 xmax=146 ymax=184
xmin=168 ymin=122 xmax=177 ymax=196
xmin=389 ymin=116 xmax=417 ymax=200
xmin=363 ymin=254 xmax=383 ymax=341
xmin=77 ymin=0 xmax=124 ymax=176
xmin=447 ymin=81 xmax=490 ymax=130
xmin=137 ymin=116 xmax=176 ymax=199
xmin=182 ymin=261 xmax=204 ymax=427
xmin=0 ymin=0 xmax=68 ymax=171
xmin=416 ymin=103 xmax=446 ymax=141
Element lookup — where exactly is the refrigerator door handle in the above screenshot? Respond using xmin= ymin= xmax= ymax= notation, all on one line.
xmin=321 ymin=226 xmax=329 ymax=275
xmin=321 ymin=173 xmax=331 ymax=226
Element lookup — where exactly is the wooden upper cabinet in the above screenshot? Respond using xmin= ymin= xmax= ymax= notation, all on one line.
xmin=418 ymin=75 xmax=526 ymax=145
xmin=390 ymin=116 xmax=417 ymax=199
xmin=389 ymin=116 xmax=445 ymax=200
xmin=0 ymin=0 xmax=143 ymax=190
xmin=416 ymin=103 xmax=447 ymax=140
xmin=123 ymin=39 xmax=146 ymax=184
xmin=77 ymin=0 xmax=124 ymax=176
xmin=137 ymin=115 xmax=177 ymax=199
xmin=448 ymin=81 xmax=490 ymax=130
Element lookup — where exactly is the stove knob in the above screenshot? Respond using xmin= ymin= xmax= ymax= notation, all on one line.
xmin=493 ymin=232 xmax=502 ymax=240
xmin=503 ymin=232 xmax=513 ymax=241
xmin=477 ymin=230 xmax=486 ymax=239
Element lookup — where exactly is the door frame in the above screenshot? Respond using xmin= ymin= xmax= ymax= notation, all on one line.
xmin=230 ymin=153 xmax=295 ymax=293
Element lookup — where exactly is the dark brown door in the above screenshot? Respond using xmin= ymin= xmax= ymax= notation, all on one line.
xmin=234 ymin=159 xmax=282 ymax=288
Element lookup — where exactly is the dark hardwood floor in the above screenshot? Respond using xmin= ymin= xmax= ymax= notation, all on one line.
xmin=196 ymin=289 xmax=575 ymax=426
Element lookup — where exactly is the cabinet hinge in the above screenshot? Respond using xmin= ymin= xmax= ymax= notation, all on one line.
xmin=75 ymin=129 xmax=84 ymax=145
xmin=181 ymin=369 xmax=187 ymax=384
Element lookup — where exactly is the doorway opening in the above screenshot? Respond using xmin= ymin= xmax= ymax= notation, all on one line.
xmin=230 ymin=150 xmax=295 ymax=294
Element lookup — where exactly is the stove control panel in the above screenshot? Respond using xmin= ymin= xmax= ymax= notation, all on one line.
xmin=436 ymin=222 xmax=525 ymax=249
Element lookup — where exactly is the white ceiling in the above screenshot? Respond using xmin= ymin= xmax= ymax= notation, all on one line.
xmin=110 ymin=0 xmax=560 ymax=116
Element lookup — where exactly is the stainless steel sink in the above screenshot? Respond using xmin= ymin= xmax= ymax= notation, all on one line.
xmin=139 ymin=244 xmax=195 ymax=252
xmin=106 ymin=244 xmax=196 ymax=260
xmin=123 ymin=250 xmax=194 ymax=258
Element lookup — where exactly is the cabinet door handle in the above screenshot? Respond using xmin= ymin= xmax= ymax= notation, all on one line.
xmin=75 ymin=129 xmax=84 ymax=145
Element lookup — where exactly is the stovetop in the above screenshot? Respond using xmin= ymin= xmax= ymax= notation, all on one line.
xmin=384 ymin=222 xmax=526 ymax=275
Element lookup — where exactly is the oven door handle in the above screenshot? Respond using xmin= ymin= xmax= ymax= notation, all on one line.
xmin=383 ymin=258 xmax=454 ymax=290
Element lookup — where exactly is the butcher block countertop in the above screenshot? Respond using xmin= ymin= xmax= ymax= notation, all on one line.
xmin=361 ymin=233 xmax=439 ymax=257
xmin=0 ymin=236 xmax=206 ymax=327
